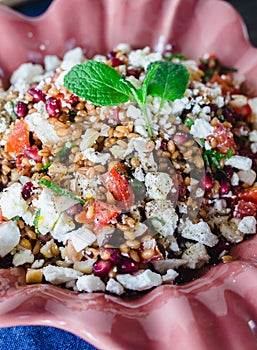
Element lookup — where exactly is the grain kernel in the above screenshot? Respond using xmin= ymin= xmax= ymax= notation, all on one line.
xmin=26 ymin=269 xmax=43 ymax=284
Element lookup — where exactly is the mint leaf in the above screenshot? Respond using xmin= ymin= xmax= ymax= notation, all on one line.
xmin=64 ymin=61 xmax=135 ymax=106
xmin=143 ymin=61 xmax=189 ymax=108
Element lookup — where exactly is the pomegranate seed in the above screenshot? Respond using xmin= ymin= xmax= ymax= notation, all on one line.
xmin=173 ymin=132 xmax=187 ymax=146
xmin=223 ymin=166 xmax=234 ymax=180
xmin=107 ymin=50 xmax=117 ymax=59
xmin=67 ymin=94 xmax=78 ymax=106
xmin=106 ymin=248 xmax=121 ymax=264
xmin=24 ymin=147 xmax=42 ymax=162
xmin=14 ymin=101 xmax=28 ymax=118
xmin=21 ymin=181 xmax=34 ymax=200
xmin=110 ymin=57 xmax=123 ymax=67
xmin=202 ymin=172 xmax=214 ymax=191
xmin=93 ymin=259 xmax=112 ymax=277
xmin=219 ymin=181 xmax=230 ymax=195
xmin=46 ymin=97 xmax=61 ymax=117
xmin=118 ymin=257 xmax=139 ymax=274
xmin=27 ymin=87 xmax=46 ymax=102
xmin=127 ymin=68 xmax=141 ymax=79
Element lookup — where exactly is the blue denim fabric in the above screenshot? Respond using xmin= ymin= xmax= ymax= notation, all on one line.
xmin=0 ymin=326 xmax=97 ymax=350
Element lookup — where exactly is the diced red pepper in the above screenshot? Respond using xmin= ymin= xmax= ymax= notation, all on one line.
xmin=207 ymin=122 xmax=237 ymax=154
xmin=100 ymin=163 xmax=135 ymax=210
xmin=238 ymin=187 xmax=257 ymax=204
xmin=232 ymin=103 xmax=252 ymax=118
xmin=234 ymin=199 xmax=257 ymax=219
xmin=5 ymin=119 xmax=30 ymax=155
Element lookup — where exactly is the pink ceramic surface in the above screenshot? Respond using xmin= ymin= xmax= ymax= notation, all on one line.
xmin=1 ymin=0 xmax=257 ymax=349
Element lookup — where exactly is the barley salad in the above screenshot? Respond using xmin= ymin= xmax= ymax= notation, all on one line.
xmin=0 ymin=43 xmax=257 ymax=295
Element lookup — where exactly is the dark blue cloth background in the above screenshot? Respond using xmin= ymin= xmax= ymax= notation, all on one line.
xmin=0 ymin=1 xmax=97 ymax=349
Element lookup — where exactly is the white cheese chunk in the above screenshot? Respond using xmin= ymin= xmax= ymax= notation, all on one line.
xmin=162 ymin=269 xmax=179 ymax=283
xmin=80 ymin=129 xmax=100 ymax=152
xmin=44 ymin=55 xmax=61 ymax=72
xmin=225 ymin=155 xmax=252 ymax=171
xmin=106 ymin=278 xmax=124 ymax=295
xmin=116 ymin=269 xmax=162 ymax=291
xmin=66 ymin=227 xmax=96 ymax=252
xmin=220 ymin=218 xmax=244 ymax=243
xmin=50 ymin=212 xmax=75 ymax=243
xmin=0 ymin=221 xmax=20 ymax=257
xmin=76 ymin=275 xmax=105 ymax=292
xmin=61 ymin=47 xmax=85 ymax=71
xmin=145 ymin=200 xmax=178 ymax=236
xmin=190 ymin=119 xmax=214 ymax=139
xmin=181 ymin=219 xmax=218 ymax=247
xmin=182 ymin=243 xmax=210 ymax=269
xmin=10 ymin=63 xmax=43 ymax=85
xmin=238 ymin=170 xmax=256 ymax=186
xmin=13 ymin=249 xmax=34 ymax=266
xmin=43 ymin=265 xmax=82 ymax=285
xmin=82 ymin=148 xmax=110 ymax=165
xmin=0 ymin=183 xmax=28 ymax=219
xmin=145 ymin=172 xmax=174 ymax=200
xmin=238 ymin=216 xmax=256 ymax=234
xmin=25 ymin=112 xmax=60 ymax=144
xmin=33 ymin=188 xmax=59 ymax=235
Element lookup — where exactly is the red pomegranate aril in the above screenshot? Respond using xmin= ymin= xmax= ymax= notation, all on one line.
xmin=203 ymin=172 xmax=214 ymax=191
xmin=46 ymin=97 xmax=61 ymax=117
xmin=118 ymin=257 xmax=139 ymax=274
xmin=110 ymin=57 xmax=123 ymax=67
xmin=173 ymin=133 xmax=187 ymax=146
xmin=67 ymin=94 xmax=78 ymax=106
xmin=21 ymin=181 xmax=34 ymax=200
xmin=93 ymin=259 xmax=112 ymax=277
xmin=107 ymin=50 xmax=117 ymax=59
xmin=27 ymin=87 xmax=46 ymax=102
xmin=223 ymin=166 xmax=234 ymax=180
xmin=14 ymin=101 xmax=28 ymax=118
xmin=219 ymin=181 xmax=230 ymax=195
xmin=107 ymin=248 xmax=122 ymax=264
xmin=127 ymin=68 xmax=141 ymax=79
xmin=24 ymin=147 xmax=42 ymax=162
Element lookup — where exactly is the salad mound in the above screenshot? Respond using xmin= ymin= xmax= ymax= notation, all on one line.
xmin=0 ymin=44 xmax=256 ymax=295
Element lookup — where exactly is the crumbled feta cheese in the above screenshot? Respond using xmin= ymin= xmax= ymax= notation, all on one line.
xmin=190 ymin=119 xmax=214 ymax=139
xmin=82 ymin=148 xmax=110 ymax=165
xmin=220 ymin=218 xmax=244 ymax=243
xmin=251 ymin=143 xmax=257 ymax=154
xmin=249 ymin=130 xmax=257 ymax=142
xmin=0 ymin=116 xmax=8 ymax=134
xmin=225 ymin=155 xmax=252 ymax=171
xmin=0 ymin=183 xmax=28 ymax=219
xmin=13 ymin=249 xmax=34 ymax=266
xmin=43 ymin=265 xmax=83 ymax=285
xmin=74 ymin=173 xmax=99 ymax=199
xmin=0 ymin=221 xmax=20 ymax=257
xmin=145 ymin=172 xmax=174 ymax=200
xmin=171 ymin=99 xmax=186 ymax=116
xmin=73 ymin=259 xmax=96 ymax=274
xmin=238 ymin=169 xmax=256 ymax=186
xmin=114 ymin=43 xmax=131 ymax=54
xmin=162 ymin=269 xmax=179 ymax=283
xmin=76 ymin=275 xmax=105 ymax=292
xmin=152 ymin=259 xmax=186 ymax=273
xmin=231 ymin=172 xmax=239 ymax=186
xmin=61 ymin=47 xmax=85 ymax=70
xmin=126 ymin=104 xmax=143 ymax=119
xmin=50 ymin=212 xmax=75 ymax=243
xmin=182 ymin=243 xmax=210 ymax=269
xmin=33 ymin=188 xmax=59 ymax=235
xmin=25 ymin=112 xmax=60 ymax=144
xmin=66 ymin=227 xmax=96 ymax=252
xmin=116 ymin=269 xmax=162 ymax=291
xmin=128 ymin=47 xmax=162 ymax=70
xmin=238 ymin=216 xmax=256 ymax=234
xmin=31 ymin=259 xmax=44 ymax=269
xmin=145 ymin=200 xmax=178 ymax=236
xmin=44 ymin=55 xmax=61 ymax=72
xmin=181 ymin=219 xmax=218 ymax=247
xmin=106 ymin=278 xmax=124 ymax=295
xmin=10 ymin=63 xmax=43 ymax=86
xmin=80 ymin=129 xmax=100 ymax=151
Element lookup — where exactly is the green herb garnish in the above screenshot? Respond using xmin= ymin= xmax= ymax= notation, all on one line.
xmin=33 ymin=208 xmax=41 ymax=234
xmin=203 ymin=148 xmax=234 ymax=169
xmin=38 ymin=178 xmax=85 ymax=205
xmin=9 ymin=101 xmax=17 ymax=121
xmin=185 ymin=118 xmax=195 ymax=128
xmin=64 ymin=60 xmax=189 ymax=137
xmin=12 ymin=215 xmax=20 ymax=222
xmin=40 ymin=141 xmax=74 ymax=173
xmin=164 ymin=53 xmax=187 ymax=61
xmin=150 ymin=216 xmax=166 ymax=226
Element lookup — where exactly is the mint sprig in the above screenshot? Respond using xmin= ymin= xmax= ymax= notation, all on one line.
xmin=64 ymin=60 xmax=189 ymax=137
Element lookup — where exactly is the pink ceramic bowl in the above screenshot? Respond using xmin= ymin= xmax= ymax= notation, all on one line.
xmin=1 ymin=1 xmax=257 ymax=349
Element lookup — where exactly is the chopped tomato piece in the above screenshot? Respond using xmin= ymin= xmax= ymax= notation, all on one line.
xmin=5 ymin=119 xmax=30 ymax=154
xmin=209 ymin=74 xmax=238 ymax=95
xmin=0 ymin=208 xmax=3 ymax=223
xmin=100 ymin=163 xmax=135 ymax=210
xmin=238 ymin=187 xmax=257 ymax=204
xmin=234 ymin=199 xmax=257 ymax=219
xmin=207 ymin=122 xmax=237 ymax=154
xmin=76 ymin=200 xmax=121 ymax=233
xmin=232 ymin=103 xmax=252 ymax=118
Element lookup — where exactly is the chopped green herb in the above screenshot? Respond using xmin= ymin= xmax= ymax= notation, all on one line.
xmin=64 ymin=60 xmax=189 ymax=138
xmin=9 ymin=101 xmax=17 ymax=121
xmin=39 ymin=141 xmax=74 ymax=173
xmin=33 ymin=208 xmax=41 ymax=234
xmin=185 ymin=118 xmax=194 ymax=128
xmin=12 ymin=215 xmax=20 ymax=222
xmin=203 ymin=148 xmax=234 ymax=169
xmin=131 ymin=179 xmax=144 ymax=189
xmin=38 ymin=178 xmax=85 ymax=205
xmin=150 ymin=216 xmax=166 ymax=226
xmin=164 ymin=53 xmax=187 ymax=61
